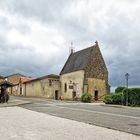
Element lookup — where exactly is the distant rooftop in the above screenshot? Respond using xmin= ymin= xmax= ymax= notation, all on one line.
xmin=0 ymin=75 xmax=4 ymax=79
xmin=5 ymin=73 xmax=27 ymax=78
xmin=24 ymin=74 xmax=59 ymax=83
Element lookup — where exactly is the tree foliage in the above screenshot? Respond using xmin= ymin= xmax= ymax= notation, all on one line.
xmin=115 ymin=87 xmax=126 ymax=93
xmin=104 ymin=88 xmax=140 ymax=107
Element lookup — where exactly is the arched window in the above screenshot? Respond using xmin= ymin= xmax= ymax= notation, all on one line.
xmin=64 ymin=83 xmax=67 ymax=93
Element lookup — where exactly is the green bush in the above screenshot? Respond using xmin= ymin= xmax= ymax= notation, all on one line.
xmin=103 ymin=94 xmax=112 ymax=104
xmin=111 ymin=92 xmax=122 ymax=104
xmin=104 ymin=93 xmax=122 ymax=104
xmin=115 ymin=87 xmax=125 ymax=93
xmin=81 ymin=93 xmax=92 ymax=103
xmin=104 ymin=88 xmax=140 ymax=107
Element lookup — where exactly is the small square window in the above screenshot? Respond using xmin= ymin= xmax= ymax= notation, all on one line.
xmin=49 ymin=80 xmax=52 ymax=86
xmin=69 ymin=85 xmax=73 ymax=89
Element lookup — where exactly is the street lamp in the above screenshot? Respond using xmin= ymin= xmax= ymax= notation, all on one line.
xmin=125 ymin=73 xmax=130 ymax=106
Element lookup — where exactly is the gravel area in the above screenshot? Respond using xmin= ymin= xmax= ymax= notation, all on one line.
xmin=0 ymin=107 xmax=139 ymax=140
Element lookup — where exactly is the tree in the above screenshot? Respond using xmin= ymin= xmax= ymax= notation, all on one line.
xmin=115 ymin=87 xmax=125 ymax=93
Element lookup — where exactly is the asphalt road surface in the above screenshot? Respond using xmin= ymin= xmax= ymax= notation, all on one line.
xmin=11 ymin=96 xmax=140 ymax=136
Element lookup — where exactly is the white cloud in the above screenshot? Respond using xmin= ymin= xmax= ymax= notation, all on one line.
xmin=0 ymin=0 xmax=140 ymax=87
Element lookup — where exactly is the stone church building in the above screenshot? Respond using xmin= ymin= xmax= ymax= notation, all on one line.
xmin=1 ymin=41 xmax=109 ymax=101
xmin=60 ymin=41 xmax=110 ymax=100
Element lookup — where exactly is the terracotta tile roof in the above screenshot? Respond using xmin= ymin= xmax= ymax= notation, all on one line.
xmin=0 ymin=75 xmax=4 ymax=79
xmin=5 ymin=73 xmax=27 ymax=78
xmin=20 ymin=77 xmax=33 ymax=83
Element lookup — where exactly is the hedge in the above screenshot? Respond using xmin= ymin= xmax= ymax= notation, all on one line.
xmin=104 ymin=93 xmax=122 ymax=105
xmin=104 ymin=88 xmax=140 ymax=106
xmin=123 ymin=88 xmax=140 ymax=106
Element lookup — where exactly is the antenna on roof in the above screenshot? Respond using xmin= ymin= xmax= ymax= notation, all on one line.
xmin=69 ymin=42 xmax=75 ymax=54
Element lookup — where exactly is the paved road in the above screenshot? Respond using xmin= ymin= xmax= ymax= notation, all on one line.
xmin=1 ymin=107 xmax=139 ymax=140
xmin=11 ymin=96 xmax=140 ymax=136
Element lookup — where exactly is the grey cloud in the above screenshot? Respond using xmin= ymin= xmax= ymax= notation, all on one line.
xmin=0 ymin=36 xmax=66 ymax=78
xmin=0 ymin=0 xmax=71 ymax=23
xmin=0 ymin=14 xmax=31 ymax=38
xmin=0 ymin=0 xmax=140 ymax=87
xmin=12 ymin=23 xmax=32 ymax=35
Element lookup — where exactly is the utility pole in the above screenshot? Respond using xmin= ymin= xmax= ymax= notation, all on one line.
xmin=125 ymin=73 xmax=129 ymax=106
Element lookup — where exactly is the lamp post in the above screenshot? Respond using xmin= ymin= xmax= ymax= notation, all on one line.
xmin=125 ymin=73 xmax=130 ymax=106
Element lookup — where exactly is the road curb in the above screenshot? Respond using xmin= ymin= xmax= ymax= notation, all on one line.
xmin=101 ymin=104 xmax=140 ymax=110
xmin=0 ymin=101 xmax=32 ymax=107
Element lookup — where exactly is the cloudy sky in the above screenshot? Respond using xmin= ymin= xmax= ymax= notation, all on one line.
xmin=0 ymin=0 xmax=140 ymax=88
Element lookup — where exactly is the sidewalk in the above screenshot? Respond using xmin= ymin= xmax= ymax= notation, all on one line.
xmin=0 ymin=107 xmax=139 ymax=140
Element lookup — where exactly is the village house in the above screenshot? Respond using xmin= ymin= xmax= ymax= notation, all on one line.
xmin=23 ymin=74 xmax=60 ymax=99
xmin=5 ymin=73 xmax=32 ymax=95
xmin=60 ymin=41 xmax=110 ymax=100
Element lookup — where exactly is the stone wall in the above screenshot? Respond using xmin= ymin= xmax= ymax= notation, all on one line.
xmin=60 ymin=70 xmax=85 ymax=99
xmin=87 ymin=78 xmax=109 ymax=100
xmin=8 ymin=85 xmax=19 ymax=95
xmin=85 ymin=45 xmax=108 ymax=82
xmin=0 ymin=78 xmax=4 ymax=83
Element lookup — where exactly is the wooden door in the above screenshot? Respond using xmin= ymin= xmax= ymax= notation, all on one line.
xmin=55 ymin=90 xmax=58 ymax=100
xmin=94 ymin=90 xmax=98 ymax=101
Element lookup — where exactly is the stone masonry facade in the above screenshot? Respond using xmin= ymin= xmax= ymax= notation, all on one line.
xmin=1 ymin=41 xmax=110 ymax=101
